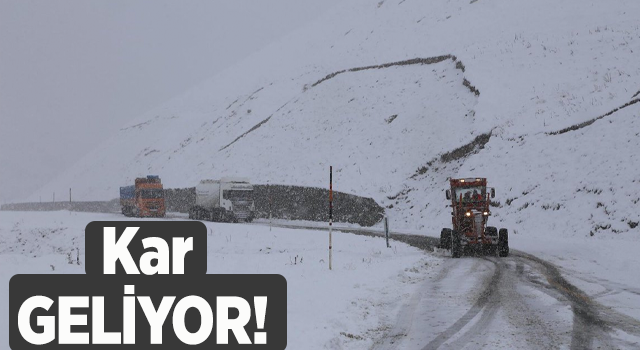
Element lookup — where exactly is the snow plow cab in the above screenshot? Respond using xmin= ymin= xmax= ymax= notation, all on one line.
xmin=440 ymin=178 xmax=509 ymax=258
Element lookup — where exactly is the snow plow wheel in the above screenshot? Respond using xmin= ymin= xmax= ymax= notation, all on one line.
xmin=498 ymin=228 xmax=509 ymax=257
xmin=440 ymin=228 xmax=452 ymax=249
xmin=484 ymin=244 xmax=497 ymax=256
xmin=451 ymin=230 xmax=462 ymax=258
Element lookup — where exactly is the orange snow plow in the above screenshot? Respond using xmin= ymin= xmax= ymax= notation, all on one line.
xmin=440 ymin=178 xmax=509 ymax=258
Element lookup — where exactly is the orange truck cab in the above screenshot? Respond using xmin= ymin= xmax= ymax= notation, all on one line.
xmin=120 ymin=175 xmax=166 ymax=218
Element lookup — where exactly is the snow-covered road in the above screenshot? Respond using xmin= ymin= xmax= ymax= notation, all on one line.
xmin=1 ymin=211 xmax=639 ymax=349
xmin=260 ymin=220 xmax=640 ymax=349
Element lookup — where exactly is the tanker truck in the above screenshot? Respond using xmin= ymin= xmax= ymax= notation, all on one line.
xmin=188 ymin=177 xmax=255 ymax=222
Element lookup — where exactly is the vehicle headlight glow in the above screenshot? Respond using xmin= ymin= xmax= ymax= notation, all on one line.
xmin=483 ymin=211 xmax=489 ymax=215
xmin=465 ymin=212 xmax=471 ymax=217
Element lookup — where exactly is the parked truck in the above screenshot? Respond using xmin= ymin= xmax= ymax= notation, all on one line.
xmin=440 ymin=178 xmax=509 ymax=258
xmin=188 ymin=177 xmax=255 ymax=222
xmin=120 ymin=175 xmax=166 ymax=218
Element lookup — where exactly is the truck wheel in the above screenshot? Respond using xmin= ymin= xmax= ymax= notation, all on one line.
xmin=498 ymin=228 xmax=509 ymax=257
xmin=486 ymin=226 xmax=498 ymax=236
xmin=451 ymin=230 xmax=462 ymax=258
xmin=440 ymin=228 xmax=452 ymax=249
xmin=210 ymin=208 xmax=223 ymax=222
xmin=485 ymin=227 xmax=498 ymax=256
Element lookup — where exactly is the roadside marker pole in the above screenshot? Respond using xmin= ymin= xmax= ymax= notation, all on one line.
xmin=384 ymin=216 xmax=390 ymax=248
xmin=329 ymin=166 xmax=333 ymax=271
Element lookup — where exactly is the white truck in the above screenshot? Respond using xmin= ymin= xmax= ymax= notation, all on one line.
xmin=188 ymin=177 xmax=255 ymax=222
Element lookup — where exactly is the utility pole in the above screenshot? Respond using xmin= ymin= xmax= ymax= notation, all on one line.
xmin=329 ymin=166 xmax=333 ymax=271
xmin=69 ymin=188 xmax=72 ymax=203
xmin=385 ymin=217 xmax=390 ymax=248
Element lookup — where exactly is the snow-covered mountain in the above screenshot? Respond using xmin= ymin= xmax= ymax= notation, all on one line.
xmin=34 ymin=0 xmax=640 ymax=237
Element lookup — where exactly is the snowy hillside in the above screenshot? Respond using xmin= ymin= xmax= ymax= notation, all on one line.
xmin=33 ymin=0 xmax=640 ymax=237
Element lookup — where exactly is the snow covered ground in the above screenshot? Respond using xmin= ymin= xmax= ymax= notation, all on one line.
xmin=0 ymin=211 xmax=436 ymax=350
xmin=2 ymin=210 xmax=639 ymax=349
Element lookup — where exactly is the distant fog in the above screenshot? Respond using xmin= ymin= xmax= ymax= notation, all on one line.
xmin=0 ymin=0 xmax=338 ymax=203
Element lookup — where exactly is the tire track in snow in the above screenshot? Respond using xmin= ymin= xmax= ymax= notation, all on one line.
xmin=425 ymin=257 xmax=566 ymax=350
xmin=562 ymin=268 xmax=640 ymax=298
xmin=372 ymin=258 xmax=494 ymax=350
xmin=248 ymin=221 xmax=640 ymax=348
xmin=370 ymin=280 xmax=426 ymax=349
xmin=513 ymin=252 xmax=640 ymax=349
xmin=422 ymin=258 xmax=501 ymax=350
xmin=495 ymin=258 xmax=572 ymax=349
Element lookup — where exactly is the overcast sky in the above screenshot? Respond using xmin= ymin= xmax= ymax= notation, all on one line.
xmin=0 ymin=0 xmax=338 ymax=203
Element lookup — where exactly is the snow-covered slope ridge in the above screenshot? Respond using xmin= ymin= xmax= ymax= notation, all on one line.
xmin=34 ymin=0 xmax=640 ymax=237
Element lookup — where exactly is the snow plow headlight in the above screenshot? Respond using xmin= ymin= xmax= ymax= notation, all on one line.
xmin=465 ymin=212 xmax=471 ymax=217
xmin=483 ymin=211 xmax=489 ymax=216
